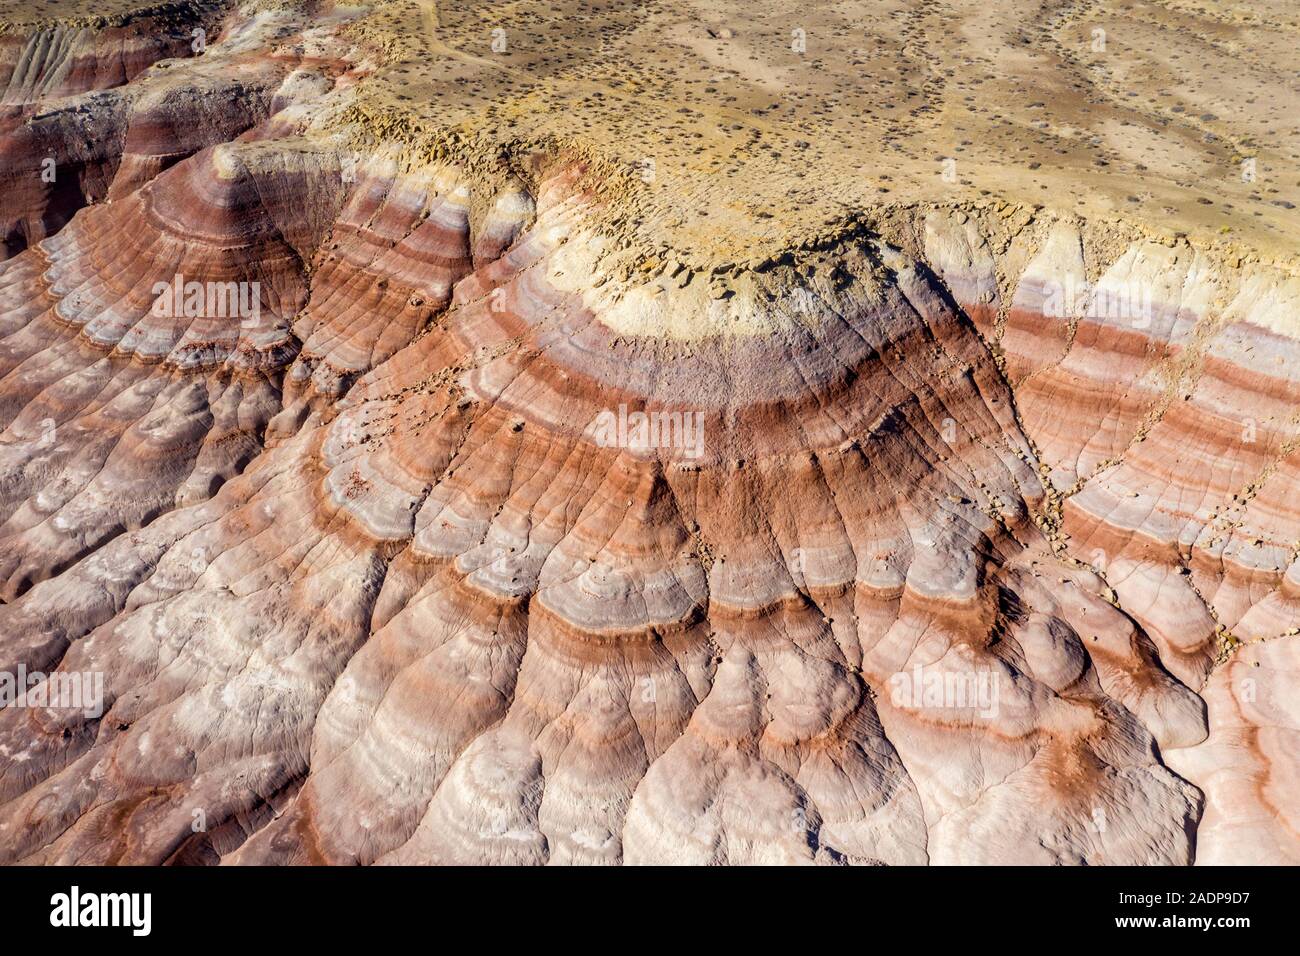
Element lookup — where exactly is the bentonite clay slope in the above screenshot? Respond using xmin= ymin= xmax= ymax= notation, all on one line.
xmin=0 ymin=0 xmax=1296 ymax=865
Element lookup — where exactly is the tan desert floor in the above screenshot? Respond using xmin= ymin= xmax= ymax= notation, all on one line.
xmin=5 ymin=0 xmax=1295 ymax=263
xmin=337 ymin=0 xmax=1300 ymax=265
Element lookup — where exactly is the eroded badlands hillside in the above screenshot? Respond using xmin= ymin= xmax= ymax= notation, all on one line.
xmin=0 ymin=0 xmax=1296 ymax=864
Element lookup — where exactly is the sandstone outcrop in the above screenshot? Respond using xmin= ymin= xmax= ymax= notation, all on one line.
xmin=0 ymin=0 xmax=1295 ymax=866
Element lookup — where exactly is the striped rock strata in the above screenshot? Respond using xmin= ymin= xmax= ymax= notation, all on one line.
xmin=0 ymin=1 xmax=1295 ymax=866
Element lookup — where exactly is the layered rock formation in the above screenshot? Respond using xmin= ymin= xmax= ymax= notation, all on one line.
xmin=0 ymin=0 xmax=1295 ymax=865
